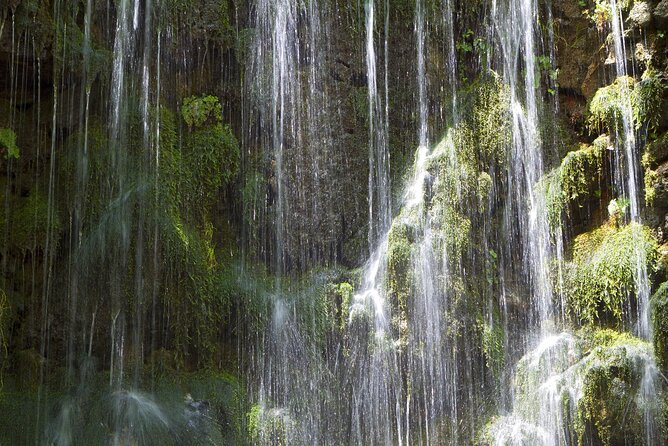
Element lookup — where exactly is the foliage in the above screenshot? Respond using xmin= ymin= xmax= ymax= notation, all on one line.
xmin=461 ymin=72 xmax=511 ymax=167
xmin=158 ymin=0 xmax=235 ymax=47
xmin=0 ymin=128 xmax=19 ymax=159
xmin=588 ymin=76 xmax=635 ymax=134
xmin=248 ymin=404 xmax=293 ymax=446
xmin=651 ymin=282 xmax=668 ymax=370
xmin=574 ymin=338 xmax=652 ymax=445
xmin=641 ymin=131 xmax=668 ymax=206
xmin=172 ymin=95 xmax=240 ymax=224
xmin=588 ymin=74 xmax=665 ymax=134
xmin=538 ymin=139 xmax=605 ymax=229
xmin=0 ymin=189 xmax=61 ymax=254
xmin=537 ymin=168 xmax=564 ymax=230
xmin=478 ymin=318 xmax=505 ymax=376
xmin=564 ymin=222 xmax=658 ymax=325
xmin=559 ymin=143 xmax=604 ymax=201
xmin=386 ymin=222 xmax=414 ymax=315
xmin=632 ymin=70 xmax=666 ymax=133
xmin=323 ymin=281 xmax=355 ymax=330
xmin=181 ymin=95 xmax=223 ymax=129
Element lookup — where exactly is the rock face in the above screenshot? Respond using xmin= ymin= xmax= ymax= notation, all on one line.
xmin=553 ymin=0 xmax=605 ymax=128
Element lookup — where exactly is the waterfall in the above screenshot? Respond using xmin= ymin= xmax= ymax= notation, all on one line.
xmin=609 ymin=0 xmax=651 ymax=340
xmin=1 ymin=0 xmax=666 ymax=444
xmin=608 ymin=1 xmax=659 ymax=443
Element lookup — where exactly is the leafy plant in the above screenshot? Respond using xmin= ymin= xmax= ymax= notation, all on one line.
xmin=0 ymin=128 xmax=19 ymax=159
xmin=181 ymin=95 xmax=223 ymax=129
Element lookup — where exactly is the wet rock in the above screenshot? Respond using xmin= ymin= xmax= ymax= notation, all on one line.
xmin=554 ymin=0 xmax=605 ymax=106
xmin=647 ymin=161 xmax=668 ymax=242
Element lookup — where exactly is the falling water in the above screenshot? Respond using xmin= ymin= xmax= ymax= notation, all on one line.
xmin=365 ymin=0 xmax=391 ymax=250
xmin=1 ymin=0 xmax=666 ymax=444
xmin=416 ymin=0 xmax=428 ymax=150
xmin=608 ymin=1 xmax=659 ymax=442
xmin=609 ymin=0 xmax=651 ymax=339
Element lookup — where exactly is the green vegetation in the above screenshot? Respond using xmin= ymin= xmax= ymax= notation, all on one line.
xmin=386 ymin=222 xmax=414 ymax=315
xmin=574 ymin=333 xmax=656 ymax=446
xmin=633 ymin=69 xmax=666 ymax=133
xmin=248 ymin=404 xmax=293 ymax=446
xmin=538 ymin=137 xmax=605 ymax=228
xmin=181 ymin=95 xmax=223 ymax=129
xmin=0 ymin=128 xmax=19 ymax=159
xmin=159 ymin=0 xmax=235 ymax=47
xmin=588 ymin=76 xmax=636 ymax=133
xmin=0 ymin=189 xmax=61 ymax=254
xmin=479 ymin=318 xmax=505 ymax=376
xmin=588 ymin=73 xmax=665 ymax=134
xmin=559 ymin=143 xmax=604 ymax=202
xmin=642 ymin=131 xmax=668 ymax=205
xmin=651 ymin=282 xmax=668 ymax=370
xmin=564 ymin=222 xmax=658 ymax=325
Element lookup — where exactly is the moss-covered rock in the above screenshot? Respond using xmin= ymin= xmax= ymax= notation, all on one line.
xmin=247 ymin=404 xmax=294 ymax=446
xmin=484 ymin=329 xmax=664 ymax=446
xmin=642 ymin=131 xmax=668 ymax=206
xmin=539 ymin=137 xmax=606 ymax=228
xmin=564 ymin=222 xmax=658 ymax=325
xmin=651 ymin=282 xmax=668 ymax=370
xmin=386 ymin=222 xmax=414 ymax=317
xmin=0 ymin=189 xmax=62 ymax=254
xmin=573 ymin=331 xmax=656 ymax=446
xmin=588 ymin=72 xmax=666 ymax=134
xmin=588 ymin=76 xmax=636 ymax=134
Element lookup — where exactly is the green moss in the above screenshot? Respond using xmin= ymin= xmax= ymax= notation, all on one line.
xmin=386 ymin=222 xmax=414 ymax=314
xmin=642 ymin=131 xmax=668 ymax=206
xmin=588 ymin=76 xmax=636 ymax=133
xmin=577 ymin=326 xmax=646 ymax=350
xmin=432 ymin=205 xmax=472 ymax=259
xmin=560 ymin=143 xmax=604 ymax=201
xmin=489 ymin=328 xmax=661 ymax=445
xmin=182 ymin=124 xmax=239 ymax=208
xmin=537 ymin=168 xmax=565 ymax=229
xmin=651 ymin=282 xmax=668 ymax=370
xmin=323 ymin=281 xmax=355 ymax=331
xmin=0 ymin=189 xmax=61 ymax=254
xmin=538 ymin=139 xmax=605 ymax=229
xmin=247 ymin=404 xmax=292 ymax=446
xmin=181 ymin=95 xmax=223 ymax=129
xmin=589 ymin=73 xmax=665 ymax=134
xmin=0 ymin=128 xmax=19 ymax=159
xmin=464 ymin=72 xmax=512 ymax=166
xmin=632 ymin=69 xmax=666 ymax=132
xmin=574 ymin=339 xmax=651 ymax=445
xmin=167 ymin=96 xmax=239 ymax=225
xmin=161 ymin=215 xmax=233 ymax=366
xmin=479 ymin=318 xmax=505 ymax=376
xmin=159 ymin=0 xmax=235 ymax=48
xmin=565 ymin=222 xmax=659 ymax=325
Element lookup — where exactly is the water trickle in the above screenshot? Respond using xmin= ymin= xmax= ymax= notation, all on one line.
xmin=365 ymin=0 xmax=391 ymax=251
